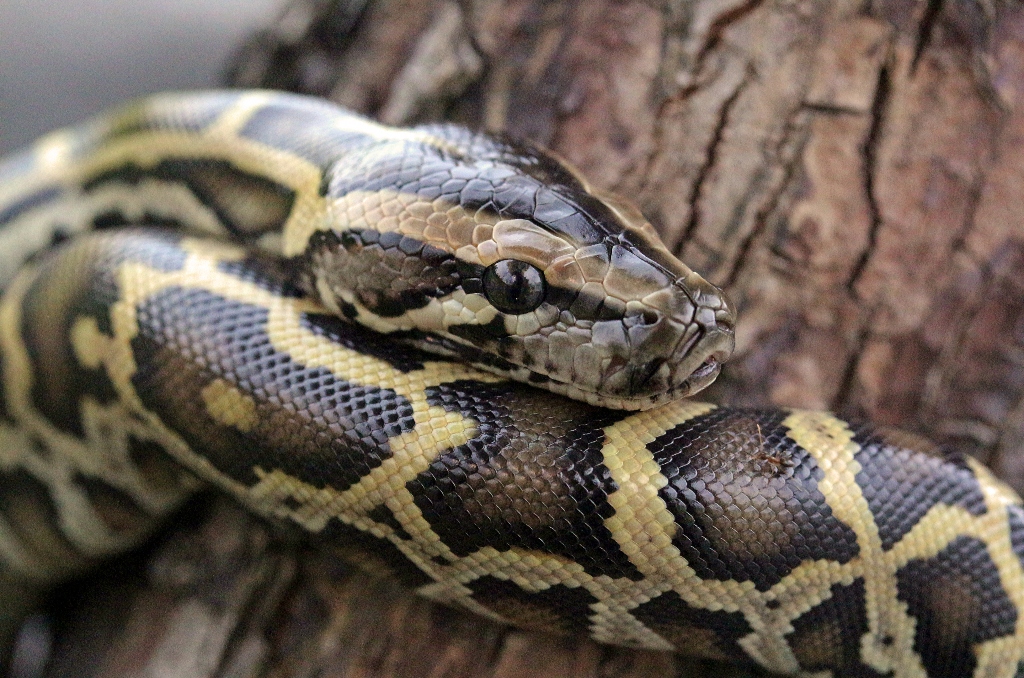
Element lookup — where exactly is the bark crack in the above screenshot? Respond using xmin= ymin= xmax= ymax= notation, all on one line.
xmin=692 ymin=0 xmax=768 ymax=71
xmin=638 ymin=0 xmax=764 ymax=230
xmin=911 ymin=0 xmax=944 ymax=73
xmin=724 ymin=109 xmax=806 ymax=287
xmin=845 ymin=59 xmax=892 ymax=296
xmin=635 ymin=88 xmax=696 ymax=204
xmin=833 ymin=310 xmax=876 ymax=413
xmin=680 ymin=70 xmax=751 ymax=248
xmin=801 ymin=102 xmax=867 ymax=116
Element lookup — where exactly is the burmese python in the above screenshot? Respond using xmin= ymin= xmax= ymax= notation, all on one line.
xmin=0 ymin=90 xmax=1022 ymax=677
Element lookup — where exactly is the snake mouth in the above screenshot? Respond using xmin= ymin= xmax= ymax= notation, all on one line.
xmin=690 ymin=355 xmax=720 ymax=381
xmin=663 ymin=316 xmax=734 ymax=400
xmin=678 ymin=352 xmax=725 ymax=396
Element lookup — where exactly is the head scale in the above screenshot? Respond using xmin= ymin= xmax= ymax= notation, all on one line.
xmin=302 ymin=126 xmax=735 ymax=410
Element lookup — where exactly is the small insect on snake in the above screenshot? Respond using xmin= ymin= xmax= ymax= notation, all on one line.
xmin=0 ymin=90 xmax=1022 ymax=677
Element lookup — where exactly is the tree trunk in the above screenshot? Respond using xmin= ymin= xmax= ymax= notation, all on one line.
xmin=31 ymin=1 xmax=1024 ymax=677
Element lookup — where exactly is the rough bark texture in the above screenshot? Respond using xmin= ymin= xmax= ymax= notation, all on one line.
xmin=25 ymin=1 xmax=1024 ymax=677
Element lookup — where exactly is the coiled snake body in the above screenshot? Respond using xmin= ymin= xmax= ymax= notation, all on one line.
xmin=0 ymin=90 xmax=1022 ymax=677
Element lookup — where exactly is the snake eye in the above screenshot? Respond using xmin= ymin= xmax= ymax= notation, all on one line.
xmin=483 ymin=259 xmax=546 ymax=314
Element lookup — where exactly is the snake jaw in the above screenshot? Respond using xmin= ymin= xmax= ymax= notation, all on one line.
xmin=668 ymin=287 xmax=736 ymax=398
xmin=599 ymin=269 xmax=735 ymax=407
xmin=615 ymin=311 xmax=734 ymax=407
xmin=672 ymin=335 xmax=732 ymax=398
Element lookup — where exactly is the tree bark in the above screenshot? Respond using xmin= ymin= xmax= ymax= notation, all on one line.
xmin=32 ymin=1 xmax=1024 ymax=677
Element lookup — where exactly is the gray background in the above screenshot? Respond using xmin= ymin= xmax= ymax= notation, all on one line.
xmin=0 ymin=0 xmax=283 ymax=154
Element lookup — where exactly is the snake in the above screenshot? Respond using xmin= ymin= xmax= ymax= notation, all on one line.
xmin=0 ymin=90 xmax=1022 ymax=678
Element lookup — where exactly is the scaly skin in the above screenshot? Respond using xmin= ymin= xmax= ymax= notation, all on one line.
xmin=0 ymin=90 xmax=734 ymax=411
xmin=0 ymin=92 xmax=1021 ymax=676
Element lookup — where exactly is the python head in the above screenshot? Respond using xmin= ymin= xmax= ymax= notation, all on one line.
xmin=298 ymin=126 xmax=735 ymax=410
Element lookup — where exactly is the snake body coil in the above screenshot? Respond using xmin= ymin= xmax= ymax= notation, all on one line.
xmin=0 ymin=91 xmax=1023 ymax=677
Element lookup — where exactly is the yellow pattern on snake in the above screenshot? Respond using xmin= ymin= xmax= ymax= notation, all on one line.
xmin=0 ymin=90 xmax=1022 ymax=677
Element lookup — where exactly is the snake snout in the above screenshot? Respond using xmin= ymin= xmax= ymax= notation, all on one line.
xmin=657 ymin=274 xmax=735 ymax=399
xmin=685 ymin=310 xmax=735 ymax=390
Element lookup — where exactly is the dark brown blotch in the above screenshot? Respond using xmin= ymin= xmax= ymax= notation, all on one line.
xmin=408 ymin=380 xmax=640 ymax=580
xmin=20 ymin=233 xmax=189 ymax=438
xmin=320 ymin=521 xmax=434 ymax=589
xmin=0 ymin=469 xmax=95 ymax=579
xmin=648 ymin=409 xmax=860 ymax=591
xmin=787 ymin=578 xmax=887 ymax=676
xmin=306 ymin=229 xmax=464 ymax=318
xmin=130 ymin=286 xmax=415 ymax=492
xmin=632 ymin=590 xmax=754 ymax=662
xmin=851 ymin=421 xmax=987 ymax=550
xmin=73 ymin=474 xmax=154 ymax=535
xmin=896 ymin=536 xmax=1018 ymax=678
xmin=467 ymin=576 xmax=597 ymax=636
xmin=83 ymin=159 xmax=295 ymax=240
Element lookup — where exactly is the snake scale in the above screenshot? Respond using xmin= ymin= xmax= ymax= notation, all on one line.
xmin=0 ymin=90 xmax=1022 ymax=677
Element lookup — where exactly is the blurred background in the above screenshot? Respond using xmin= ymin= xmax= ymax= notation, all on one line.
xmin=0 ymin=0 xmax=284 ymax=154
